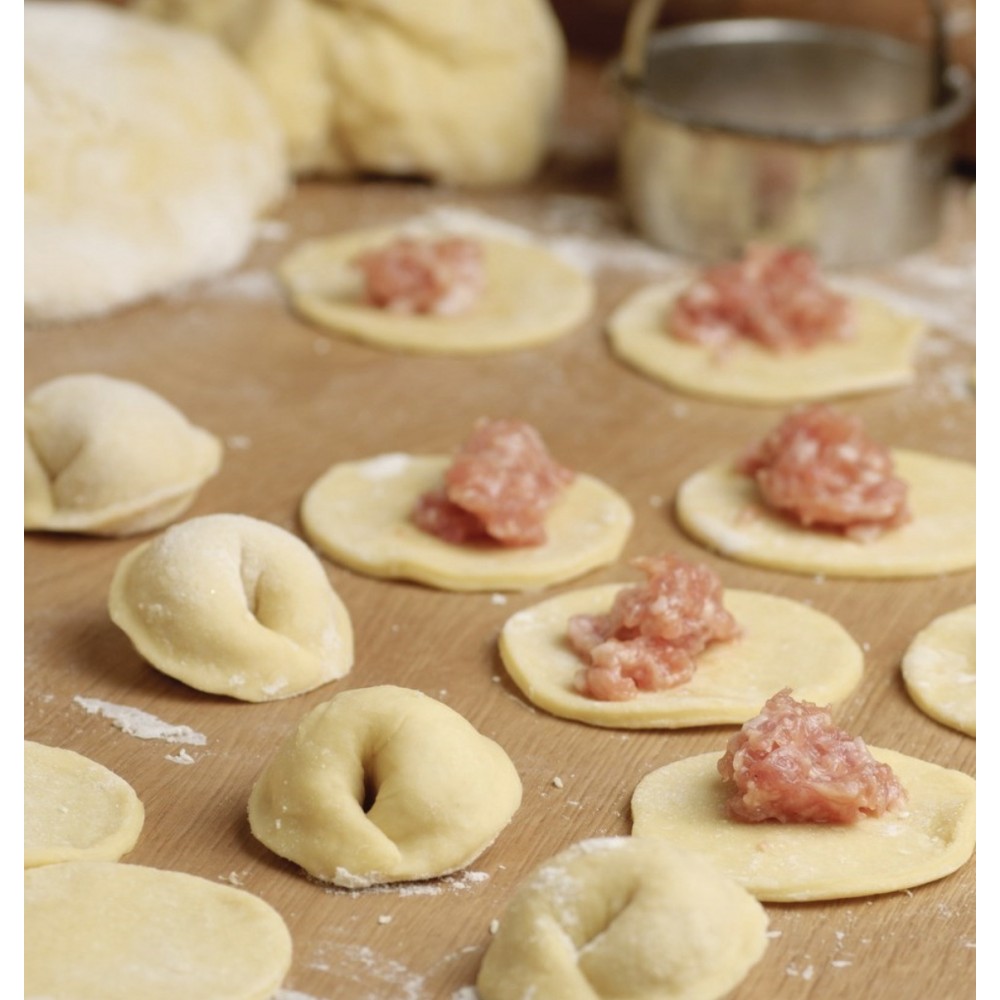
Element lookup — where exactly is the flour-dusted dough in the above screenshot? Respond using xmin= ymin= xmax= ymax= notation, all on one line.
xmin=279 ymin=222 xmax=593 ymax=355
xmin=607 ymin=276 xmax=924 ymax=405
xmin=134 ymin=0 xmax=565 ymax=185
xmin=25 ymin=861 xmax=292 ymax=1000
xmin=248 ymin=685 xmax=522 ymax=886
xmin=25 ymin=742 xmax=145 ymax=868
xmin=631 ymin=749 xmax=975 ymax=901
xmin=477 ymin=837 xmax=768 ymax=1000
xmin=25 ymin=1 xmax=285 ymax=323
xmin=676 ymin=450 xmax=975 ymax=578
xmin=902 ymin=604 xmax=976 ymax=737
xmin=499 ymin=586 xmax=862 ymax=728
xmin=109 ymin=514 xmax=353 ymax=701
xmin=25 ymin=374 xmax=223 ymax=536
xmin=301 ymin=453 xmax=633 ymax=592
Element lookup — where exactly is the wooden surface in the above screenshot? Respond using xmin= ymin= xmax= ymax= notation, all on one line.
xmin=24 ymin=59 xmax=975 ymax=1000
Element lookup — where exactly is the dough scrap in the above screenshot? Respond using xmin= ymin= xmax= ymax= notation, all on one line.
xmin=25 ymin=373 xmax=223 ymax=536
xmin=631 ymin=749 xmax=976 ymax=901
xmin=134 ymin=0 xmax=565 ymax=185
xmin=476 ymin=837 xmax=768 ymax=1000
xmin=248 ymin=685 xmax=522 ymax=886
xmin=109 ymin=513 xmax=353 ymax=701
xmin=25 ymin=1 xmax=285 ymax=323
xmin=24 ymin=742 xmax=145 ymax=868
xmin=301 ymin=453 xmax=633 ymax=592
xmin=902 ymin=604 xmax=976 ymax=737
xmin=676 ymin=450 xmax=975 ymax=578
xmin=25 ymin=861 xmax=292 ymax=1000
xmin=279 ymin=222 xmax=594 ymax=354
xmin=499 ymin=586 xmax=862 ymax=728
xmin=607 ymin=276 xmax=924 ymax=404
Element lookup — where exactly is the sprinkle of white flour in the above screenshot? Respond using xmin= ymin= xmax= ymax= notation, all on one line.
xmin=165 ymin=747 xmax=197 ymax=765
xmin=73 ymin=697 xmax=207 ymax=745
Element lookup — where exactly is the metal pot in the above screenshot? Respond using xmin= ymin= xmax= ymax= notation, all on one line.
xmin=613 ymin=0 xmax=973 ymax=265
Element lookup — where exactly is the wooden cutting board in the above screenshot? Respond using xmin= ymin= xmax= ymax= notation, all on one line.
xmin=24 ymin=59 xmax=975 ymax=1000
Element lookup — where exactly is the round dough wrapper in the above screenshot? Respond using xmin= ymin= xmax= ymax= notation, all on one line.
xmin=607 ymin=277 xmax=924 ymax=405
xmin=902 ymin=604 xmax=976 ymax=737
xmin=109 ymin=513 xmax=353 ymax=702
xmin=300 ymin=453 xmax=633 ymax=592
xmin=499 ymin=586 xmax=862 ymax=728
xmin=248 ymin=685 xmax=522 ymax=887
xmin=278 ymin=225 xmax=594 ymax=354
xmin=25 ymin=861 xmax=292 ymax=1000
xmin=631 ymin=749 xmax=976 ymax=902
xmin=25 ymin=1 xmax=286 ymax=323
xmin=477 ymin=837 xmax=768 ymax=1000
xmin=25 ymin=373 xmax=223 ymax=536
xmin=25 ymin=742 xmax=145 ymax=868
xmin=676 ymin=450 xmax=975 ymax=578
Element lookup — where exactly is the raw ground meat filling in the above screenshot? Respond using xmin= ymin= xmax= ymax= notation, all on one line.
xmin=353 ymin=235 xmax=485 ymax=316
xmin=412 ymin=418 xmax=575 ymax=547
xmin=567 ymin=554 xmax=742 ymax=701
xmin=737 ymin=404 xmax=911 ymax=541
xmin=670 ymin=244 xmax=855 ymax=353
xmin=718 ymin=689 xmax=907 ymax=824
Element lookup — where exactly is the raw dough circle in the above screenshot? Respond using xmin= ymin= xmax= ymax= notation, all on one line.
xmin=248 ymin=685 xmax=522 ymax=886
xmin=25 ymin=861 xmax=292 ymax=1000
xmin=300 ymin=453 xmax=633 ymax=592
xmin=499 ymin=586 xmax=862 ymax=728
xmin=631 ymin=749 xmax=976 ymax=901
xmin=476 ymin=837 xmax=768 ymax=1000
xmin=676 ymin=450 xmax=975 ymax=578
xmin=279 ymin=224 xmax=594 ymax=354
xmin=24 ymin=742 xmax=145 ymax=868
xmin=25 ymin=1 xmax=286 ymax=323
xmin=25 ymin=373 xmax=223 ymax=536
xmin=902 ymin=604 xmax=976 ymax=737
xmin=109 ymin=513 xmax=353 ymax=702
xmin=607 ymin=277 xmax=924 ymax=405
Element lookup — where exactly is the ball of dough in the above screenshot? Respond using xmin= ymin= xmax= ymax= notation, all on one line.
xmin=25 ymin=742 xmax=145 ymax=868
xmin=248 ymin=685 xmax=522 ymax=886
xmin=477 ymin=837 xmax=769 ymax=1000
xmin=25 ymin=373 xmax=223 ymax=536
xmin=25 ymin=1 xmax=286 ymax=322
xmin=133 ymin=0 xmax=566 ymax=184
xmin=25 ymin=861 xmax=292 ymax=1000
xmin=109 ymin=513 xmax=354 ymax=701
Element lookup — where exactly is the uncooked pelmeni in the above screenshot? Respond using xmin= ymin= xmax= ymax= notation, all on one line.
xmin=134 ymin=0 xmax=565 ymax=185
xmin=25 ymin=374 xmax=223 ymax=536
xmin=109 ymin=514 xmax=353 ymax=702
xmin=476 ymin=837 xmax=768 ymax=1000
xmin=248 ymin=685 xmax=522 ymax=886
xmin=25 ymin=861 xmax=292 ymax=1000
xmin=25 ymin=742 xmax=145 ymax=868
xmin=25 ymin=1 xmax=286 ymax=322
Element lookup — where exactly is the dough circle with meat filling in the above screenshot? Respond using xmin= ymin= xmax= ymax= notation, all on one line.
xmin=248 ymin=685 xmax=522 ymax=887
xmin=631 ymin=749 xmax=976 ymax=901
xmin=499 ymin=586 xmax=862 ymax=728
xmin=607 ymin=276 xmax=924 ymax=405
xmin=25 ymin=373 xmax=222 ymax=536
xmin=24 ymin=742 xmax=145 ymax=868
xmin=476 ymin=837 xmax=768 ymax=1000
xmin=279 ymin=222 xmax=593 ymax=354
xmin=301 ymin=453 xmax=633 ymax=592
xmin=109 ymin=513 xmax=353 ymax=701
xmin=676 ymin=450 xmax=975 ymax=578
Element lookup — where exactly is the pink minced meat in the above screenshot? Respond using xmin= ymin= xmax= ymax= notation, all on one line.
xmin=568 ymin=554 xmax=742 ymax=701
xmin=718 ymin=689 xmax=907 ymax=824
xmin=670 ymin=244 xmax=855 ymax=353
xmin=737 ymin=404 xmax=911 ymax=542
xmin=412 ymin=418 xmax=574 ymax=547
xmin=353 ymin=235 xmax=485 ymax=316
